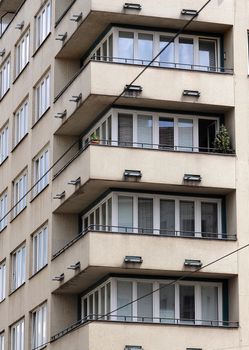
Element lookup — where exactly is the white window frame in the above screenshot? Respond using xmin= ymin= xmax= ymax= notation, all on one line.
xmin=0 ymin=57 xmax=10 ymax=98
xmin=83 ymin=108 xmax=220 ymax=152
xmin=0 ymin=124 xmax=9 ymax=164
xmin=36 ymin=1 xmax=51 ymax=48
xmin=0 ymin=261 xmax=6 ymax=302
xmin=81 ymin=277 xmax=223 ymax=325
xmin=12 ymin=244 xmax=26 ymax=291
xmin=32 ymin=303 xmax=47 ymax=349
xmin=35 ymin=72 xmax=50 ymax=121
xmin=14 ymin=100 xmax=28 ymax=146
xmin=11 ymin=319 xmax=24 ymax=350
xmin=0 ymin=190 xmax=7 ymax=231
xmin=15 ymin=30 xmax=30 ymax=76
xmin=32 ymin=225 xmax=48 ymax=274
xmin=13 ymin=171 xmax=28 ymax=217
xmin=82 ymin=191 xmax=222 ymax=238
xmin=33 ymin=147 xmax=49 ymax=196
xmin=0 ymin=333 xmax=4 ymax=350
xmin=87 ymin=27 xmax=220 ymax=70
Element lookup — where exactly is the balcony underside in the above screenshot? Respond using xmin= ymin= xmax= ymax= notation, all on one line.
xmin=55 ymin=93 xmax=233 ymax=136
xmin=56 ymin=10 xmax=232 ymax=59
xmin=0 ymin=0 xmax=23 ymax=16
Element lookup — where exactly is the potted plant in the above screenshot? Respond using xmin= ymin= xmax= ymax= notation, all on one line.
xmin=90 ymin=133 xmax=100 ymax=144
xmin=213 ymin=124 xmax=231 ymax=153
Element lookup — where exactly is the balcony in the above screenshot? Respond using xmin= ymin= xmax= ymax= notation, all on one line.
xmin=51 ymin=229 xmax=237 ymax=294
xmin=52 ymin=143 xmax=236 ymax=214
xmin=54 ymin=0 xmax=234 ymax=59
xmin=54 ymin=60 xmax=234 ymax=136
xmin=50 ymin=320 xmax=239 ymax=350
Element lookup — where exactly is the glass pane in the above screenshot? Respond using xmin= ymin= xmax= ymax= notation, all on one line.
xmin=138 ymin=33 xmax=153 ymax=64
xmin=101 ymin=287 xmax=105 ymax=316
xmin=118 ymin=32 xmax=134 ymax=63
xmin=106 ymin=283 xmax=111 ymax=319
xmin=160 ymin=36 xmax=175 ymax=67
xmin=160 ymin=284 xmax=175 ymax=323
xmin=137 ymin=283 xmax=153 ymax=322
xmin=160 ymin=200 xmax=175 ymax=235
xmin=101 ymin=202 xmax=106 ymax=230
xmin=199 ymin=40 xmax=216 ymax=71
xmin=137 ymin=115 xmax=152 ymax=148
xmin=117 ymin=281 xmax=133 ymax=321
xmin=159 ymin=118 xmax=174 ymax=149
xmin=138 ymin=198 xmax=153 ymax=233
xmin=179 ymin=38 xmax=194 ymax=69
xmin=118 ymin=196 xmax=133 ymax=232
xmin=180 ymin=285 xmax=195 ymax=323
xmin=201 ymin=202 xmax=218 ymax=238
xmin=201 ymin=286 xmax=218 ymax=325
xmin=89 ymin=294 xmax=93 ymax=319
xmin=178 ymin=119 xmax=193 ymax=151
xmin=180 ymin=201 xmax=195 ymax=236
xmin=94 ymin=291 xmax=99 ymax=317
xmin=118 ymin=113 xmax=133 ymax=147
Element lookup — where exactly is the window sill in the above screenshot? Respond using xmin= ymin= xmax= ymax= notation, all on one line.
xmin=31 ymin=107 xmax=51 ymax=130
xmin=29 ymin=264 xmax=48 ymax=280
xmin=0 ymin=88 xmax=10 ymax=102
xmin=0 ymin=225 xmax=7 ymax=234
xmin=12 ymin=62 xmax=30 ymax=85
xmin=32 ymin=32 xmax=51 ymax=58
xmin=55 ymin=0 xmax=77 ymax=27
xmin=0 ymin=297 xmax=6 ymax=305
xmin=30 ymin=184 xmax=49 ymax=203
xmin=11 ymin=133 xmax=29 ymax=153
xmin=9 ymin=206 xmax=27 ymax=223
xmin=9 ymin=282 xmax=25 ymax=296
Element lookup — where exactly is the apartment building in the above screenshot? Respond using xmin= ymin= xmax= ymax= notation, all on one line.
xmin=0 ymin=0 xmax=248 ymax=349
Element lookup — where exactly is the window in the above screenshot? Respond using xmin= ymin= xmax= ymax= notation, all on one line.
xmin=14 ymin=100 xmax=28 ymax=145
xmin=82 ymin=191 xmax=222 ymax=238
xmin=83 ymin=108 xmax=220 ymax=153
xmin=0 ymin=261 xmax=6 ymax=301
xmin=36 ymin=1 xmax=51 ymax=48
xmin=0 ymin=191 xmax=7 ymax=231
xmin=0 ymin=58 xmax=10 ymax=98
xmin=0 ymin=124 xmax=9 ymax=164
xmin=81 ymin=278 xmax=223 ymax=326
xmin=33 ymin=226 xmax=48 ymax=274
xmin=87 ymin=27 xmax=219 ymax=71
xmin=35 ymin=72 xmax=50 ymax=121
xmin=11 ymin=319 xmax=24 ymax=350
xmin=15 ymin=31 xmax=30 ymax=76
xmin=33 ymin=148 xmax=49 ymax=196
xmin=32 ymin=303 xmax=47 ymax=349
xmin=0 ymin=333 xmax=4 ymax=350
xmin=12 ymin=245 xmax=26 ymax=290
xmin=13 ymin=171 xmax=27 ymax=217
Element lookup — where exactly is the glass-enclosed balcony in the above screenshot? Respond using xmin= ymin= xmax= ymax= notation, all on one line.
xmin=83 ymin=27 xmax=233 ymax=74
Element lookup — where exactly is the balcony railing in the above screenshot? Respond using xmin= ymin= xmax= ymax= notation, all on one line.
xmin=51 ymin=315 xmax=239 ymax=342
xmin=90 ymin=56 xmax=234 ymax=74
xmin=52 ymin=225 xmax=237 ymax=260
xmin=53 ymin=140 xmax=235 ymax=179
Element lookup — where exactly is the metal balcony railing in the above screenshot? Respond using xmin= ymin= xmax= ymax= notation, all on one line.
xmin=90 ymin=56 xmax=234 ymax=74
xmin=52 ymin=225 xmax=237 ymax=260
xmin=53 ymin=139 xmax=235 ymax=179
xmin=51 ymin=314 xmax=239 ymax=342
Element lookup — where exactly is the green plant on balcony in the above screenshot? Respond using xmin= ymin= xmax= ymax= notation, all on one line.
xmin=90 ymin=133 xmax=100 ymax=144
xmin=213 ymin=124 xmax=231 ymax=153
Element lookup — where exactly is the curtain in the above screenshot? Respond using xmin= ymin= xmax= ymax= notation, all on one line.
xmin=138 ymin=198 xmax=153 ymax=233
xmin=137 ymin=115 xmax=152 ymax=147
xmin=160 ymin=285 xmax=175 ymax=322
xmin=180 ymin=201 xmax=195 ymax=236
xmin=201 ymin=202 xmax=218 ymax=237
xmin=160 ymin=200 xmax=175 ymax=235
xmin=137 ymin=283 xmax=153 ymax=322
xmin=117 ymin=281 xmax=133 ymax=320
xmin=201 ymin=286 xmax=218 ymax=325
xmin=118 ymin=196 xmax=133 ymax=232
xmin=118 ymin=113 xmax=133 ymax=146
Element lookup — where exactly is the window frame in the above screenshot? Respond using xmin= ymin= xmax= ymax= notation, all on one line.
xmin=0 ymin=56 xmax=10 ymax=99
xmin=32 ymin=225 xmax=48 ymax=274
xmin=34 ymin=72 xmax=50 ymax=122
xmin=11 ymin=318 xmax=24 ymax=350
xmin=35 ymin=1 xmax=51 ymax=49
xmin=33 ymin=147 xmax=49 ymax=197
xmin=31 ymin=302 xmax=47 ymax=349
xmin=0 ymin=123 xmax=9 ymax=164
xmin=11 ymin=244 xmax=26 ymax=291
xmin=13 ymin=170 xmax=28 ymax=218
xmin=0 ymin=190 xmax=7 ymax=231
xmin=15 ymin=29 xmax=30 ymax=77
xmin=14 ymin=99 xmax=29 ymax=146
xmin=0 ymin=260 xmax=6 ymax=302
xmin=0 ymin=332 xmax=4 ymax=350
